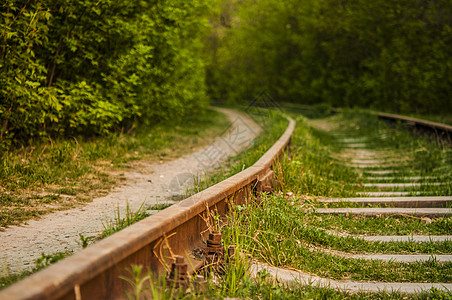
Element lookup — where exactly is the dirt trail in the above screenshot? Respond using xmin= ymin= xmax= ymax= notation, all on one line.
xmin=0 ymin=108 xmax=261 ymax=275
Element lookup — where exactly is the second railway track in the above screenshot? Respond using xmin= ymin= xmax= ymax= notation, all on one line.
xmin=254 ymin=110 xmax=452 ymax=294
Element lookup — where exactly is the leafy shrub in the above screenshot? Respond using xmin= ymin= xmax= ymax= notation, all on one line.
xmin=208 ymin=0 xmax=452 ymax=115
xmin=0 ymin=0 xmax=212 ymax=151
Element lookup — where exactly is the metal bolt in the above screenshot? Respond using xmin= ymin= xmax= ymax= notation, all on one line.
xmin=208 ymin=231 xmax=222 ymax=243
xmin=204 ymin=231 xmax=224 ymax=265
xmin=263 ymin=185 xmax=273 ymax=193
xmin=168 ymin=255 xmax=188 ymax=287
xmin=206 ymin=231 xmax=222 ymax=249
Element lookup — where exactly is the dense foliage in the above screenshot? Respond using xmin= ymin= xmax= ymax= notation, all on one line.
xmin=3 ymin=0 xmax=451 ymax=151
xmin=0 ymin=0 xmax=211 ymax=150
xmin=208 ymin=0 xmax=452 ymax=114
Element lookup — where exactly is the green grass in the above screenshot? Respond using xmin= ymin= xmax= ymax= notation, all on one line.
xmin=148 ymin=203 xmax=174 ymax=211
xmin=312 ymin=111 xmax=452 ymax=197
xmin=136 ymin=276 xmax=451 ymax=299
xmin=100 ymin=202 xmax=150 ymax=239
xmin=0 ymin=108 xmax=229 ymax=228
xmin=274 ymin=118 xmax=362 ymax=198
xmin=190 ymin=108 xmax=451 ymax=286
xmin=6 ymin=107 xmax=450 ymax=295
xmin=227 ymin=195 xmax=451 ymax=283
xmin=119 ymin=259 xmax=452 ymax=299
xmin=0 ymin=107 xmax=288 ymax=290
xmin=259 ymin=200 xmax=452 ymax=254
xmin=186 ymin=108 xmax=452 ymax=290
xmin=305 ymin=214 xmax=452 ymax=236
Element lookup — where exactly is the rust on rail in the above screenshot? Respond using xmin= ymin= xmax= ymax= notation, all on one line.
xmin=376 ymin=112 xmax=452 ymax=133
xmin=376 ymin=112 xmax=452 ymax=146
xmin=0 ymin=116 xmax=296 ymax=300
xmin=332 ymin=108 xmax=452 ymax=146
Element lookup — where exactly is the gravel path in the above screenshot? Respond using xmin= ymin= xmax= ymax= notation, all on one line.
xmin=0 ymin=108 xmax=261 ymax=275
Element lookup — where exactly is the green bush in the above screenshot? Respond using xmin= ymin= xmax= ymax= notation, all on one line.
xmin=208 ymin=0 xmax=452 ymax=115
xmin=0 ymin=0 xmax=212 ymax=151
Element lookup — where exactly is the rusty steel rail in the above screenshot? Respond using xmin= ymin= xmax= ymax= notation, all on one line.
xmin=376 ymin=112 xmax=452 ymax=145
xmin=0 ymin=117 xmax=296 ymax=300
xmin=331 ymin=108 xmax=452 ymax=146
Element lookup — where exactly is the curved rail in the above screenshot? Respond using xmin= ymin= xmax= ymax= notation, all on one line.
xmin=376 ymin=112 xmax=452 ymax=145
xmin=332 ymin=108 xmax=452 ymax=146
xmin=0 ymin=116 xmax=296 ymax=300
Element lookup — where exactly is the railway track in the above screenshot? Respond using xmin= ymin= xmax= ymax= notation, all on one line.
xmin=247 ymin=111 xmax=451 ymax=295
xmin=317 ymin=113 xmax=452 ymax=219
xmin=314 ymin=134 xmax=452 ymax=263
xmin=1 ymin=110 xmax=451 ymax=299
xmin=301 ymin=112 xmax=452 ymax=292
xmin=376 ymin=112 xmax=452 ymax=146
xmin=0 ymin=114 xmax=295 ymax=300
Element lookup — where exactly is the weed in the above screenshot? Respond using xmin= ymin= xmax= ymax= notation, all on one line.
xmin=100 ymin=203 xmax=149 ymax=239
xmin=78 ymin=233 xmax=95 ymax=249
xmin=233 ymin=109 xmax=452 ymax=285
xmin=118 ymin=194 xmax=452 ymax=299
xmin=120 ymin=265 xmax=151 ymax=300
xmin=35 ymin=252 xmax=71 ymax=270
xmin=148 ymin=203 xmax=174 ymax=211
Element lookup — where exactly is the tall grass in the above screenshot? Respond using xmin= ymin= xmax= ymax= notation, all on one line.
xmin=100 ymin=202 xmax=149 ymax=239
